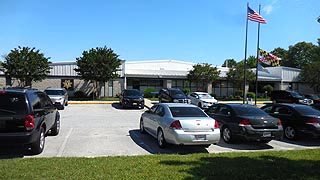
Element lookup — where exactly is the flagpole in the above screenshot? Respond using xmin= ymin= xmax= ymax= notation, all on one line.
xmin=243 ymin=3 xmax=249 ymax=104
xmin=254 ymin=5 xmax=262 ymax=106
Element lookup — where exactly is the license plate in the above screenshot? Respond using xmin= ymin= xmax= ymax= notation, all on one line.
xmin=132 ymin=103 xmax=137 ymax=105
xmin=195 ymin=135 xmax=206 ymax=140
xmin=263 ymin=132 xmax=271 ymax=137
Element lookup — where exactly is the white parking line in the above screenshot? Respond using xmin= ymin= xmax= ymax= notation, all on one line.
xmin=57 ymin=128 xmax=73 ymax=157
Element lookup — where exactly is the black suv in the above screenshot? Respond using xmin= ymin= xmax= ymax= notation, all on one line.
xmin=0 ymin=88 xmax=60 ymax=154
xmin=119 ymin=89 xmax=145 ymax=109
xmin=270 ymin=90 xmax=313 ymax=105
xmin=158 ymin=88 xmax=191 ymax=103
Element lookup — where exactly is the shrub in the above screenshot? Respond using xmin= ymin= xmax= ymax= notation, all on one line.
xmin=144 ymin=87 xmax=157 ymax=98
xmin=247 ymin=92 xmax=255 ymax=99
xmin=183 ymin=88 xmax=191 ymax=95
xmin=262 ymin=85 xmax=273 ymax=96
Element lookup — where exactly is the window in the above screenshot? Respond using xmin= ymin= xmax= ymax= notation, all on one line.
xmin=169 ymin=107 xmax=207 ymax=117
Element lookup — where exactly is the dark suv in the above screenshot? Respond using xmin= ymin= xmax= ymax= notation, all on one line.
xmin=158 ymin=88 xmax=191 ymax=104
xmin=270 ymin=90 xmax=313 ymax=105
xmin=0 ymin=88 xmax=60 ymax=154
xmin=119 ymin=89 xmax=145 ymax=109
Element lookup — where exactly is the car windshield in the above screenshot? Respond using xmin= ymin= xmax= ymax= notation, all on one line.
xmin=169 ymin=90 xmax=185 ymax=97
xmin=45 ymin=90 xmax=64 ymax=96
xmin=290 ymin=91 xmax=304 ymax=98
xmin=169 ymin=107 xmax=207 ymax=117
xmin=309 ymin=95 xmax=320 ymax=100
xmin=125 ymin=90 xmax=141 ymax=96
xmin=199 ymin=94 xmax=213 ymax=99
xmin=0 ymin=93 xmax=27 ymax=115
xmin=294 ymin=106 xmax=320 ymax=115
xmin=233 ymin=105 xmax=268 ymax=116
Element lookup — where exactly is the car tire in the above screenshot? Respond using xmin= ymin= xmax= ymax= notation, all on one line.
xmin=198 ymin=102 xmax=202 ymax=108
xmin=65 ymin=101 xmax=68 ymax=106
xmin=50 ymin=112 xmax=60 ymax=136
xmin=139 ymin=118 xmax=146 ymax=134
xmin=157 ymin=129 xmax=167 ymax=148
xmin=259 ymin=140 xmax=271 ymax=143
xmin=284 ymin=125 xmax=297 ymax=140
xmin=222 ymin=126 xmax=234 ymax=143
xmin=30 ymin=127 xmax=45 ymax=155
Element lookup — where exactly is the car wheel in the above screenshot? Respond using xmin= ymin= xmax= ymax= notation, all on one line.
xmin=222 ymin=126 xmax=234 ymax=143
xmin=139 ymin=118 xmax=146 ymax=134
xmin=50 ymin=112 xmax=60 ymax=136
xmin=157 ymin=129 xmax=167 ymax=148
xmin=198 ymin=102 xmax=202 ymax=108
xmin=284 ymin=126 xmax=297 ymax=140
xmin=65 ymin=101 xmax=68 ymax=106
xmin=31 ymin=127 xmax=45 ymax=154
xmin=259 ymin=140 xmax=271 ymax=143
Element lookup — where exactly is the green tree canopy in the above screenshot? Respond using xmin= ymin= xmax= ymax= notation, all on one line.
xmin=285 ymin=42 xmax=317 ymax=68
xmin=75 ymin=46 xmax=122 ymax=99
xmin=222 ymin=59 xmax=237 ymax=68
xmin=270 ymin=47 xmax=288 ymax=66
xmin=187 ymin=63 xmax=220 ymax=92
xmin=227 ymin=61 xmax=255 ymax=90
xmin=299 ymin=61 xmax=320 ymax=92
xmin=2 ymin=46 xmax=51 ymax=87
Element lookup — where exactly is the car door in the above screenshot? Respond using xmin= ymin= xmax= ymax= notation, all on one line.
xmin=143 ymin=105 xmax=158 ymax=136
xmin=269 ymin=105 xmax=293 ymax=128
xmin=189 ymin=93 xmax=197 ymax=105
xmin=38 ymin=92 xmax=56 ymax=131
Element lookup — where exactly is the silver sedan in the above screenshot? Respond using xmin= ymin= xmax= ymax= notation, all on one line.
xmin=139 ymin=103 xmax=220 ymax=148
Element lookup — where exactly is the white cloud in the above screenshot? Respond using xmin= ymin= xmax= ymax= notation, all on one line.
xmin=263 ymin=5 xmax=273 ymax=15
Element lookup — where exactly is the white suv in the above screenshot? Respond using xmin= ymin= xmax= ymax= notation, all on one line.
xmin=44 ymin=88 xmax=68 ymax=110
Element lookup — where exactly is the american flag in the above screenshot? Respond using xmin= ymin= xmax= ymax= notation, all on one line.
xmin=248 ymin=7 xmax=267 ymax=24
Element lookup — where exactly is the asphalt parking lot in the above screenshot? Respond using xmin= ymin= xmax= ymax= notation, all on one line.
xmin=1 ymin=103 xmax=320 ymax=158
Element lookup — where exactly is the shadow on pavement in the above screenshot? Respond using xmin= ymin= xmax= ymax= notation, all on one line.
xmin=279 ymin=137 xmax=320 ymax=147
xmin=216 ymin=139 xmax=274 ymax=150
xmin=129 ymin=129 xmax=209 ymax=155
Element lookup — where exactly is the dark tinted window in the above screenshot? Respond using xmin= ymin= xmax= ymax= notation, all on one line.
xmin=169 ymin=89 xmax=185 ymax=98
xmin=44 ymin=90 xmax=65 ymax=95
xmin=294 ymin=106 xmax=320 ymax=115
xmin=233 ymin=105 xmax=268 ymax=116
xmin=169 ymin=107 xmax=207 ymax=117
xmin=124 ymin=90 xmax=142 ymax=96
xmin=0 ymin=92 xmax=27 ymax=115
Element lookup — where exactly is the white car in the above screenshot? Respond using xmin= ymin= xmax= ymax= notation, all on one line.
xmin=188 ymin=92 xmax=218 ymax=109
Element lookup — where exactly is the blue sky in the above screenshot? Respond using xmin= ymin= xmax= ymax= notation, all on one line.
xmin=0 ymin=0 xmax=319 ymax=66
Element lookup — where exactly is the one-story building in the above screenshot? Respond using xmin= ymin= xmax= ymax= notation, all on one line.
xmin=0 ymin=60 xmax=315 ymax=97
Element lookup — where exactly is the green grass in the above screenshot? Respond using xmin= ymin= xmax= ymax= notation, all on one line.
xmin=1 ymin=149 xmax=320 ymax=180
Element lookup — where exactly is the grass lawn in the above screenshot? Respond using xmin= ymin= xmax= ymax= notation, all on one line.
xmin=1 ymin=149 xmax=319 ymax=180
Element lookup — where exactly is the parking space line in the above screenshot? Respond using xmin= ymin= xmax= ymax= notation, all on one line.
xmin=57 ymin=128 xmax=73 ymax=157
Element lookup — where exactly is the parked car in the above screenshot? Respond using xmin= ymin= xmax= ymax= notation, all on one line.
xmin=119 ymin=89 xmax=144 ymax=109
xmin=44 ymin=87 xmax=68 ymax=110
xmin=205 ymin=103 xmax=283 ymax=143
xmin=304 ymin=94 xmax=320 ymax=104
xmin=188 ymin=92 xmax=217 ymax=109
xmin=261 ymin=103 xmax=320 ymax=140
xmin=158 ymin=88 xmax=190 ymax=104
xmin=0 ymin=88 xmax=60 ymax=154
xmin=139 ymin=103 xmax=220 ymax=148
xmin=270 ymin=90 xmax=313 ymax=105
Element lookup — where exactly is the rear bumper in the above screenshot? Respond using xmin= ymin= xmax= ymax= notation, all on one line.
xmin=166 ymin=129 xmax=221 ymax=145
xmin=239 ymin=126 xmax=283 ymax=141
xmin=123 ymin=100 xmax=144 ymax=108
xmin=0 ymin=130 xmax=39 ymax=145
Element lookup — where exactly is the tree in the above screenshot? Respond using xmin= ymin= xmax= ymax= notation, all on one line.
xmin=286 ymin=42 xmax=317 ymax=68
xmin=227 ymin=61 xmax=255 ymax=91
xmin=187 ymin=63 xmax=220 ymax=92
xmin=246 ymin=56 xmax=257 ymax=68
xmin=2 ymin=46 xmax=51 ymax=87
xmin=270 ymin=47 xmax=288 ymax=66
xmin=299 ymin=61 xmax=320 ymax=92
xmin=222 ymin=59 xmax=237 ymax=68
xmin=75 ymin=46 xmax=122 ymax=99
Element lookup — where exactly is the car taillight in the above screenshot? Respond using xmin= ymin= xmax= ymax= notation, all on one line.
xmin=239 ymin=119 xmax=250 ymax=126
xmin=277 ymin=119 xmax=282 ymax=126
xmin=214 ymin=120 xmax=219 ymax=128
xmin=25 ymin=115 xmax=35 ymax=130
xmin=170 ymin=120 xmax=182 ymax=129
xmin=0 ymin=90 xmax=5 ymax=94
xmin=306 ymin=117 xmax=319 ymax=125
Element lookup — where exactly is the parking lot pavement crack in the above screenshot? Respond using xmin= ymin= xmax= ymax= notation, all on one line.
xmin=57 ymin=128 xmax=73 ymax=157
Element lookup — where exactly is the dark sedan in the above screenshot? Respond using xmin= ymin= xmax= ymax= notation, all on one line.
xmin=261 ymin=103 xmax=320 ymax=140
xmin=119 ymin=89 xmax=145 ymax=109
xmin=205 ymin=104 xmax=283 ymax=143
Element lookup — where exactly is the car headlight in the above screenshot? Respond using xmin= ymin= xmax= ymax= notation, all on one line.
xmin=173 ymin=99 xmax=179 ymax=103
